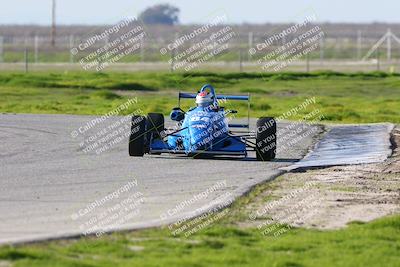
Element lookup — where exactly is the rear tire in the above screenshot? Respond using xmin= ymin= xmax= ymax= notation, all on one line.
xmin=129 ymin=116 xmax=146 ymax=157
xmin=256 ymin=117 xmax=276 ymax=161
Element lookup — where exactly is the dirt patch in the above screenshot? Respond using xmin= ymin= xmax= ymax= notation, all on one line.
xmin=240 ymin=126 xmax=400 ymax=230
xmin=0 ymin=261 xmax=11 ymax=267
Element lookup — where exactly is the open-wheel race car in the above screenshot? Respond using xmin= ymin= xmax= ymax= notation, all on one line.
xmin=128 ymin=84 xmax=276 ymax=161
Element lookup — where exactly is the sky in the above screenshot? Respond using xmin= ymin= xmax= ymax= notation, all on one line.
xmin=0 ymin=0 xmax=399 ymax=25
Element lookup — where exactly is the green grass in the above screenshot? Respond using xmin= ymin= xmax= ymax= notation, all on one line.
xmin=0 ymin=183 xmax=399 ymax=267
xmin=0 ymin=71 xmax=399 ymax=123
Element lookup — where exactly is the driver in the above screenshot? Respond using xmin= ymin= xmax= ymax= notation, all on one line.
xmin=195 ymin=90 xmax=215 ymax=107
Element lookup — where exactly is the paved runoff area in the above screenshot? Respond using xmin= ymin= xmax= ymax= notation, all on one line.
xmin=284 ymin=124 xmax=394 ymax=171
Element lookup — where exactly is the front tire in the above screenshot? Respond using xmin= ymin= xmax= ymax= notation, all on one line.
xmin=256 ymin=117 xmax=276 ymax=161
xmin=129 ymin=116 xmax=146 ymax=157
xmin=146 ymin=113 xmax=164 ymax=154
xmin=146 ymin=113 xmax=164 ymax=140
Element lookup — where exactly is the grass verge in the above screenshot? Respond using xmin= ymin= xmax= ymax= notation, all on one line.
xmin=0 ymin=71 xmax=399 ymax=123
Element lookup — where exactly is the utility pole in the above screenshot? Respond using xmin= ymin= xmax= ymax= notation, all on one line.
xmin=319 ymin=37 xmax=324 ymax=64
xmin=24 ymin=47 xmax=28 ymax=73
xmin=376 ymin=48 xmax=380 ymax=71
xmin=170 ymin=49 xmax=175 ymax=72
xmin=248 ymin=32 xmax=253 ymax=61
xmin=140 ymin=38 xmax=144 ymax=62
xmin=24 ymin=37 xmax=28 ymax=72
xmin=0 ymin=36 xmax=3 ymax=63
xmin=51 ymin=0 xmax=56 ymax=47
xmin=239 ymin=49 xmax=243 ymax=72
xmin=387 ymin=28 xmax=392 ymax=61
xmin=69 ymin=35 xmax=74 ymax=63
xmin=34 ymin=35 xmax=39 ymax=63
xmin=357 ymin=30 xmax=362 ymax=60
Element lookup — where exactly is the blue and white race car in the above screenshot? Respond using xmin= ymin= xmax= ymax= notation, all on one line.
xmin=128 ymin=84 xmax=276 ymax=161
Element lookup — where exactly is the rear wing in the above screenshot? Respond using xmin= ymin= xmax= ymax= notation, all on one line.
xmin=178 ymin=91 xmax=251 ymax=129
xmin=178 ymin=92 xmax=249 ymax=101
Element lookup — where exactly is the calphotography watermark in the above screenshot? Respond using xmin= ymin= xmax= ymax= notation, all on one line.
xmin=70 ymin=179 xmax=144 ymax=237
xmin=160 ymin=180 xmax=227 ymax=220
xmin=249 ymin=13 xmax=325 ymax=72
xmin=159 ymin=180 xmax=234 ymax=237
xmin=71 ymin=17 xmax=146 ymax=71
xmin=185 ymin=107 xmax=235 ymax=155
xmin=170 ymin=192 xmax=234 ymax=237
xmin=249 ymin=181 xmax=322 ymax=238
xmin=161 ymin=13 xmax=237 ymax=72
xmin=253 ymin=96 xmax=325 ymax=158
xmin=70 ymin=97 xmax=139 ymax=138
xmin=70 ymin=97 xmax=145 ymax=155
xmin=276 ymin=111 xmax=324 ymax=157
xmin=161 ymin=14 xmax=227 ymax=53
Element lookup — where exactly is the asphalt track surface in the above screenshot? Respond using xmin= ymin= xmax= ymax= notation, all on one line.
xmin=0 ymin=114 xmax=394 ymax=244
xmin=0 ymin=114 xmax=324 ymax=244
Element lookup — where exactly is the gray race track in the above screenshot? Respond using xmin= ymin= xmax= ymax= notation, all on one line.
xmin=0 ymin=114 xmax=323 ymax=244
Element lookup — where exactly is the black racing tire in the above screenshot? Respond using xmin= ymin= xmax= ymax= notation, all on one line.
xmin=129 ymin=115 xmax=146 ymax=157
xmin=147 ymin=113 xmax=164 ymax=140
xmin=146 ymin=113 xmax=164 ymax=155
xmin=256 ymin=117 xmax=276 ymax=161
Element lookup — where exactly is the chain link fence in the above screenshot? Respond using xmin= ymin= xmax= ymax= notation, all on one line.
xmin=1 ymin=25 xmax=400 ymax=72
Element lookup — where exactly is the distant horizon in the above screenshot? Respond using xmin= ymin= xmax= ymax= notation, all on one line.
xmin=1 ymin=0 xmax=399 ymax=25
xmin=2 ymin=21 xmax=400 ymax=27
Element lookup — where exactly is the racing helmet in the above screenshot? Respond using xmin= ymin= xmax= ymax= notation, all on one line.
xmin=195 ymin=90 xmax=214 ymax=107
